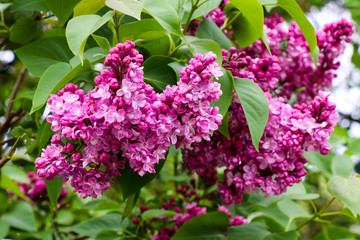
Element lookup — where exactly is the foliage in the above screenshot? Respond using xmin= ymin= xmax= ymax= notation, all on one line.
xmin=0 ymin=0 xmax=359 ymax=239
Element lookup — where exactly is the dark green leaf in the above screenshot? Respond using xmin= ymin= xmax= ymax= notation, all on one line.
xmin=0 ymin=220 xmax=9 ymax=239
xmin=218 ymin=110 xmax=230 ymax=139
xmin=168 ymin=61 xmax=187 ymax=81
xmin=122 ymin=192 xmax=139 ymax=219
xmin=11 ymin=126 xmax=32 ymax=138
xmin=74 ymin=0 xmax=106 ymax=16
xmin=39 ymin=121 xmax=52 ymax=153
xmin=106 ymin=0 xmax=144 ymax=20
xmin=12 ymin=0 xmax=49 ymax=12
xmin=196 ymin=18 xmax=232 ymax=50
xmin=44 ymin=0 xmax=80 ymax=25
xmin=45 ymin=177 xmax=63 ymax=208
xmin=142 ymin=209 xmax=177 ymax=221
xmin=141 ymin=0 xmax=183 ymax=36
xmin=212 ymin=69 xmax=233 ymax=117
xmin=14 ymin=36 xmax=74 ymax=77
xmin=137 ymin=31 xmax=171 ymax=55
xmin=232 ymin=78 xmax=269 ymax=151
xmin=189 ymin=39 xmax=222 ymax=65
xmin=115 ymin=159 xmax=165 ymax=200
xmin=172 ymin=212 xmax=229 ymax=240
xmin=0 ymin=174 xmax=27 ymax=199
xmin=9 ymin=17 xmax=39 ymax=44
xmin=259 ymin=0 xmax=317 ymax=61
xmin=229 ymin=0 xmax=264 ymax=47
xmin=328 ymin=176 xmax=360 ymax=216
xmin=70 ymin=213 xmax=127 ymax=239
xmin=1 ymin=201 xmax=37 ymax=232
xmin=143 ymin=56 xmax=177 ymax=91
xmin=92 ymin=34 xmax=111 ymax=51
xmin=66 ymin=11 xmax=114 ymax=63
xmin=331 ymin=155 xmax=354 ymax=178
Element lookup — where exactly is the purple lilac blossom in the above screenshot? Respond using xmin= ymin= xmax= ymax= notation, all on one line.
xmin=35 ymin=41 xmax=223 ymax=198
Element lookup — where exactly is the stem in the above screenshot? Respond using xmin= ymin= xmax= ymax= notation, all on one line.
xmin=5 ymin=67 xmax=27 ymax=120
xmin=296 ymin=197 xmax=335 ymax=231
xmin=221 ymin=12 xmax=241 ymax=30
xmin=0 ymin=134 xmax=24 ymax=168
xmin=114 ymin=12 xmax=125 ymax=44
xmin=183 ymin=0 xmax=200 ymax=34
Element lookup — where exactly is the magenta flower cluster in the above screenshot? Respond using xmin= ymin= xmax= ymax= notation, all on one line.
xmin=35 ymin=41 xmax=223 ymax=198
xmin=19 ymin=171 xmax=67 ymax=202
xmin=183 ymin=91 xmax=339 ymax=204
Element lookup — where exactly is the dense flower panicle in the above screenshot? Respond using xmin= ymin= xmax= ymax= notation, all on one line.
xmin=244 ymin=15 xmax=353 ymax=102
xmin=35 ymin=40 xmax=223 ymax=198
xmin=18 ymin=172 xmax=67 ymax=202
xmin=183 ymin=91 xmax=338 ymax=204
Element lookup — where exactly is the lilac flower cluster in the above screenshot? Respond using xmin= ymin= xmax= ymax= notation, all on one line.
xmin=19 ymin=172 xmax=67 ymax=202
xmin=35 ymin=41 xmax=223 ymax=198
xmin=183 ymin=91 xmax=339 ymax=204
xmin=245 ymin=15 xmax=354 ymax=103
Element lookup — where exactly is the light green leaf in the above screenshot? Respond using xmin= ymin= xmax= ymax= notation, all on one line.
xmin=347 ymin=138 xmax=360 ymax=154
xmin=106 ymin=0 xmax=144 ymax=20
xmin=69 ymin=47 xmax=107 ymax=67
xmin=188 ymin=38 xmax=222 ymax=65
xmin=259 ymin=0 xmax=317 ymax=62
xmin=0 ymin=220 xmax=9 ymax=239
xmin=331 ymin=155 xmax=354 ymax=178
xmin=2 ymin=165 xmax=29 ymax=184
xmin=45 ymin=177 xmax=63 ymax=208
xmin=0 ymin=174 xmax=27 ymax=199
xmin=172 ymin=212 xmax=229 ymax=240
xmin=229 ymin=0 xmax=264 ymax=47
xmin=0 ymin=3 xmax=11 ymax=13
xmin=141 ymin=0 xmax=183 ymax=36
xmin=232 ymin=78 xmax=269 ymax=151
xmin=123 ymin=192 xmax=139 ymax=219
xmin=143 ymin=56 xmax=177 ymax=91
xmin=92 ymin=34 xmax=111 ymax=51
xmin=12 ymin=0 xmax=49 ymax=12
xmin=313 ymin=226 xmax=358 ymax=240
xmin=141 ymin=209 xmax=177 ymax=221
xmin=196 ymin=18 xmax=233 ymax=50
xmin=14 ymin=36 xmax=74 ymax=77
xmin=31 ymin=60 xmax=91 ymax=113
xmin=1 ymin=201 xmax=37 ymax=232
xmin=66 ymin=11 xmax=114 ymax=63
xmin=74 ymin=0 xmax=105 ymax=16
xmin=303 ymin=151 xmax=333 ymax=177
xmin=44 ymin=0 xmax=80 ymax=25
xmin=95 ymin=230 xmax=121 ymax=240
xmin=181 ymin=0 xmax=222 ymax=23
xmin=328 ymin=176 xmax=360 ymax=216
xmin=168 ymin=0 xmax=186 ymax=13
xmin=277 ymin=199 xmax=311 ymax=220
xmin=118 ymin=18 xmax=164 ymax=41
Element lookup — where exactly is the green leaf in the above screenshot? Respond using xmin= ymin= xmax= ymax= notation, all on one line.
xmin=12 ymin=0 xmax=49 ymax=12
xmin=92 ymin=34 xmax=111 ymax=51
xmin=313 ymin=226 xmax=358 ymax=240
xmin=31 ymin=60 xmax=91 ymax=113
xmin=259 ymin=0 xmax=317 ymax=61
xmin=347 ymin=138 xmax=360 ymax=154
xmin=251 ymin=215 xmax=285 ymax=233
xmin=228 ymin=222 xmax=298 ymax=240
xmin=137 ymin=31 xmax=171 ymax=55
xmin=0 ymin=3 xmax=11 ymax=13
xmin=2 ymin=165 xmax=29 ymax=184
xmin=1 ymin=201 xmax=37 ymax=232
xmin=70 ymin=213 xmax=126 ymax=239
xmin=143 ymin=56 xmax=177 ymax=91
xmin=66 ymin=11 xmax=114 ymax=63
xmin=196 ymin=18 xmax=232 ymax=50
xmin=115 ymin=159 xmax=165 ymax=200
xmin=212 ymin=69 xmax=233 ymax=118
xmin=0 ymin=220 xmax=9 ymax=239
xmin=181 ymin=0 xmax=222 ymax=23
xmin=45 ymin=177 xmax=63 ymax=208
xmin=141 ymin=209 xmax=177 ymax=221
xmin=172 ymin=212 xmax=229 ymax=240
xmin=168 ymin=0 xmax=186 ymax=13
xmin=232 ymin=78 xmax=269 ymax=151
xmin=14 ymin=36 xmax=74 ymax=77
xmin=9 ymin=17 xmax=39 ymax=44
xmin=218 ymin=110 xmax=230 ymax=139
xmin=141 ymin=0 xmax=183 ymax=36
xmin=69 ymin=47 xmax=107 ymax=67
xmin=74 ymin=0 xmax=106 ymax=16
xmin=303 ymin=151 xmax=333 ymax=177
xmin=39 ymin=121 xmax=52 ymax=153
xmin=106 ymin=0 xmax=144 ymax=20
xmin=168 ymin=61 xmax=187 ymax=81
xmin=44 ymin=0 xmax=80 ymax=25
xmin=118 ymin=18 xmax=164 ymax=41
xmin=0 ymin=174 xmax=27 ymax=199
xmin=122 ymin=192 xmax=139 ymax=219
xmin=188 ymin=39 xmax=223 ymax=66
xmin=95 ymin=230 xmax=121 ymax=240
xmin=328 ymin=176 xmax=360 ymax=216
xmin=331 ymin=155 xmax=354 ymax=178
xmin=277 ymin=199 xmax=311 ymax=220
xmin=229 ymin=0 xmax=264 ymax=47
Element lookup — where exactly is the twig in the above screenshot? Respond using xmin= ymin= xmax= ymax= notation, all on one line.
xmin=0 ymin=135 xmax=23 ymax=168
xmin=0 ymin=137 xmax=17 ymax=145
